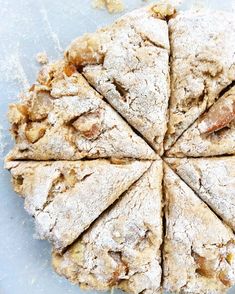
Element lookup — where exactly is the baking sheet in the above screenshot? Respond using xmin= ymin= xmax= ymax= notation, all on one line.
xmin=0 ymin=0 xmax=235 ymax=293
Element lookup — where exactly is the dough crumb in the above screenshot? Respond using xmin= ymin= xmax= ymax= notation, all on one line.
xmin=92 ymin=0 xmax=124 ymax=13
xmin=36 ymin=52 xmax=49 ymax=65
xmin=152 ymin=1 xmax=176 ymax=20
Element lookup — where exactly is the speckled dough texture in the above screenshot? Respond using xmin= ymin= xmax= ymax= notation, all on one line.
xmin=165 ymin=10 xmax=235 ymax=150
xmin=6 ymin=61 xmax=156 ymax=161
xmin=65 ymin=5 xmax=170 ymax=154
xmin=163 ymin=165 xmax=235 ymax=294
xmin=6 ymin=159 xmax=151 ymax=251
xmin=5 ymin=3 xmax=235 ymax=294
xmin=167 ymin=85 xmax=235 ymax=157
xmin=52 ymin=160 xmax=163 ymax=294
xmin=166 ymin=157 xmax=235 ymax=232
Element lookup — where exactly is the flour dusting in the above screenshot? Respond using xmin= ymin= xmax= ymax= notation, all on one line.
xmin=0 ymin=51 xmax=30 ymax=92
xmin=191 ymin=0 xmax=208 ymax=11
xmin=0 ymin=125 xmax=7 ymax=158
xmin=40 ymin=7 xmax=63 ymax=53
xmin=232 ymin=1 xmax=235 ymax=12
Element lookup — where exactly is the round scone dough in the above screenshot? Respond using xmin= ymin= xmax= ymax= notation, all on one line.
xmin=5 ymin=3 xmax=235 ymax=294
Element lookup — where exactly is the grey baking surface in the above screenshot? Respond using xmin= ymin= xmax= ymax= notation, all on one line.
xmin=0 ymin=0 xmax=235 ymax=293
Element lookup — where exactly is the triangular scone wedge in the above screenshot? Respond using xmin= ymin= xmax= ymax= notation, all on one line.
xmin=163 ymin=164 xmax=235 ymax=294
xmin=52 ymin=160 xmax=163 ymax=293
xmin=6 ymin=61 xmax=156 ymax=161
xmin=65 ymin=4 xmax=170 ymax=154
xmin=5 ymin=159 xmax=151 ymax=251
xmin=165 ymin=10 xmax=235 ymax=150
xmin=165 ymin=157 xmax=235 ymax=232
xmin=166 ymin=85 xmax=235 ymax=157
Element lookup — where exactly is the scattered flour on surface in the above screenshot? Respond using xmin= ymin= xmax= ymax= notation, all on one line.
xmin=232 ymin=1 xmax=235 ymax=12
xmin=36 ymin=52 xmax=49 ymax=65
xmin=191 ymin=0 xmax=209 ymax=11
xmin=40 ymin=7 xmax=63 ymax=53
xmin=92 ymin=0 xmax=124 ymax=13
xmin=0 ymin=50 xmax=30 ymax=92
xmin=0 ymin=125 xmax=7 ymax=159
xmin=170 ymin=0 xmax=184 ymax=7
xmin=155 ymin=0 xmax=184 ymax=9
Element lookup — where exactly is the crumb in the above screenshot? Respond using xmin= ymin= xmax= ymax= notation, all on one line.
xmin=36 ymin=52 xmax=49 ymax=65
xmin=92 ymin=0 xmax=124 ymax=13
xmin=191 ymin=0 xmax=207 ymax=12
xmin=152 ymin=1 xmax=176 ymax=20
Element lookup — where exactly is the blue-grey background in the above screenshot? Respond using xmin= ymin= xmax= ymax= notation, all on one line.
xmin=0 ymin=0 xmax=234 ymax=293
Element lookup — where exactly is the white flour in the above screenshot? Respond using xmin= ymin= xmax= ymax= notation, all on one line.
xmin=40 ymin=7 xmax=63 ymax=54
xmin=0 ymin=125 xmax=7 ymax=159
xmin=0 ymin=50 xmax=30 ymax=93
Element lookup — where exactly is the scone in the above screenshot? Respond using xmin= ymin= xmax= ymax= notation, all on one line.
xmin=166 ymin=157 xmax=235 ymax=231
xmin=52 ymin=160 xmax=163 ymax=294
xmin=163 ymin=164 xmax=235 ymax=294
xmin=166 ymin=85 xmax=235 ymax=157
xmin=5 ymin=159 xmax=150 ymax=251
xmin=4 ymin=3 xmax=235 ymax=294
xmin=6 ymin=60 xmax=156 ymax=161
xmin=65 ymin=4 xmax=170 ymax=154
xmin=165 ymin=10 xmax=235 ymax=150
